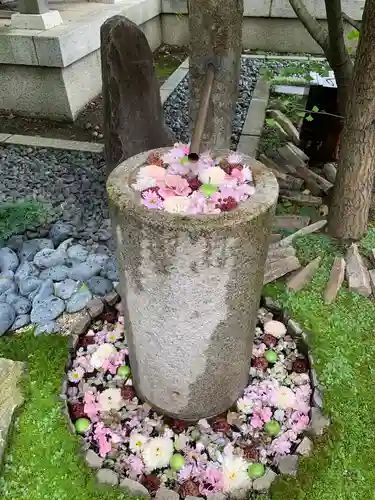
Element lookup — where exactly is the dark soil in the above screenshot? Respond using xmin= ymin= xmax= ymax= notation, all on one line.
xmin=0 ymin=45 xmax=188 ymax=143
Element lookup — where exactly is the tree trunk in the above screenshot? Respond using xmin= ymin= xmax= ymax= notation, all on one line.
xmin=324 ymin=0 xmax=353 ymax=117
xmin=288 ymin=0 xmax=353 ymax=116
xmin=188 ymin=0 xmax=243 ymax=150
xmin=328 ymin=0 xmax=375 ymax=240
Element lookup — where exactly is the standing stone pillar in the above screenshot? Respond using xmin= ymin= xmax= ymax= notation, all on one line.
xmin=101 ymin=16 xmax=175 ymax=177
xmin=107 ymin=148 xmax=278 ymax=421
xmin=188 ymin=0 xmax=243 ymax=150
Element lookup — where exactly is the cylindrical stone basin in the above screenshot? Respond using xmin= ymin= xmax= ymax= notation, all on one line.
xmin=107 ymin=148 xmax=278 ymax=421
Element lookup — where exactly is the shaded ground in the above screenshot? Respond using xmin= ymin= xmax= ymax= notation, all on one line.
xmin=0 ymin=45 xmax=188 ymax=143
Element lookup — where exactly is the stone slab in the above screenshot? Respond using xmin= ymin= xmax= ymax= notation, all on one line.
xmin=242 ymin=98 xmax=268 ymax=136
xmin=273 ymin=215 xmax=310 ymax=231
xmin=280 ymin=192 xmax=323 ymax=206
xmin=237 ymin=135 xmax=260 ymax=157
xmin=4 ymin=134 xmax=104 ymax=152
xmin=11 ymin=10 xmax=62 ymax=30
xmin=273 ymin=85 xmax=310 ymax=95
xmin=324 ymin=257 xmax=345 ymax=305
xmin=0 ymin=29 xmax=42 ymax=66
xmin=277 ymin=220 xmax=327 ymax=247
xmin=346 ymin=243 xmax=371 ymax=297
xmin=160 ymin=66 xmax=188 ymax=91
xmin=0 ymin=133 xmax=12 ymax=143
xmin=253 ymin=76 xmax=271 ymax=100
xmin=264 ymin=255 xmax=301 ymax=284
xmin=287 ymin=256 xmax=321 ymax=292
xmin=0 ymin=358 xmax=25 ymax=466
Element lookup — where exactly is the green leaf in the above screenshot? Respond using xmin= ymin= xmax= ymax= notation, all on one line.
xmin=306 ymin=115 xmax=314 ymax=122
xmin=347 ymin=29 xmax=359 ymax=41
xmin=266 ymin=118 xmax=276 ymax=127
xmin=297 ymin=111 xmax=307 ymax=118
xmin=312 ymin=105 xmax=319 ymax=113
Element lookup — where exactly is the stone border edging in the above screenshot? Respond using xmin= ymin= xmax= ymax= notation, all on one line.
xmin=60 ymin=295 xmax=331 ymax=498
xmin=237 ymin=76 xmax=270 ymax=157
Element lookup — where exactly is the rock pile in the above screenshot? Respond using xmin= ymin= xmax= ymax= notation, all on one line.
xmin=0 ymin=222 xmax=120 ymax=335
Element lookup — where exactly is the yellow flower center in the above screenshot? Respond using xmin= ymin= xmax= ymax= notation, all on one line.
xmin=230 ymin=472 xmax=237 ymax=480
xmin=136 ymin=441 xmax=142 ymax=447
xmin=155 ymin=447 xmax=161 ymax=456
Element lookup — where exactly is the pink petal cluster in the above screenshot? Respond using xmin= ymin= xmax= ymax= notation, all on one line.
xmin=136 ymin=144 xmax=256 ymax=214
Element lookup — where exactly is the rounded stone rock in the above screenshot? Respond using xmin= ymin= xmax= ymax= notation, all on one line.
xmin=5 ymin=293 xmax=31 ymax=315
xmin=68 ymin=262 xmax=101 ymax=281
xmin=119 ymin=478 xmax=150 ymax=497
xmin=0 ymin=302 xmax=16 ymax=335
xmin=39 ymin=265 xmax=70 ymax=282
xmin=107 ymin=148 xmax=278 ymax=420
xmin=34 ymin=249 xmax=67 ymax=269
xmin=18 ymin=277 xmax=42 ymax=296
xmin=0 ymin=247 xmax=19 ymax=272
xmin=49 ymin=221 xmax=73 ymax=246
xmin=31 ymin=279 xmax=54 ymax=306
xmin=67 ymin=244 xmax=89 ymax=263
xmin=34 ymin=321 xmax=60 ymax=336
xmin=11 ymin=314 xmax=31 ymax=331
xmin=30 ymin=296 xmax=65 ymax=323
xmin=66 ymin=286 xmax=93 ymax=313
xmin=0 ymin=276 xmax=14 ymax=295
xmin=15 ymin=261 xmax=39 ymax=282
xmin=54 ymin=278 xmax=78 ymax=300
xmin=19 ymin=238 xmax=54 ymax=262
xmin=86 ymin=276 xmax=113 ymax=296
xmin=96 ymin=468 xmax=119 ymax=486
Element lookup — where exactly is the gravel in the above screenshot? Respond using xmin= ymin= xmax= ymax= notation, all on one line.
xmin=0 ymin=146 xmax=111 ymax=254
xmin=164 ymin=57 xmax=261 ymax=149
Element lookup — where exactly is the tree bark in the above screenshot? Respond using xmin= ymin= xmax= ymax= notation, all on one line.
xmin=324 ymin=0 xmax=353 ymax=117
xmin=342 ymin=11 xmax=362 ymax=31
xmin=328 ymin=0 xmax=375 ymax=240
xmin=288 ymin=0 xmax=353 ymax=116
xmin=188 ymin=0 xmax=243 ymax=150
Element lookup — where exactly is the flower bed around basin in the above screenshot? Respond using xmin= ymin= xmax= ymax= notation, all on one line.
xmin=62 ymin=298 xmax=329 ymax=499
xmin=132 ymin=144 xmax=255 ymax=215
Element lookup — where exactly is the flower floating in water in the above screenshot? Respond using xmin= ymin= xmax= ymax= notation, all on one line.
xmin=142 ymin=437 xmax=174 ymax=470
xmin=68 ymin=366 xmax=85 ymax=383
xmin=133 ymin=145 xmax=256 ymax=214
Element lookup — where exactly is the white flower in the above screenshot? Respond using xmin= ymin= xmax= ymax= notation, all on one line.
xmin=227 ymin=152 xmax=243 ymax=165
xmin=129 ymin=432 xmax=148 ymax=454
xmin=274 ymin=409 xmax=285 ymax=422
xmin=174 ymin=432 xmax=189 ymax=451
xmin=91 ymin=343 xmax=117 ymax=369
xmin=142 ymin=437 xmax=174 ymax=470
xmin=68 ymin=366 xmax=85 ymax=383
xmin=163 ymin=196 xmax=190 ymax=214
xmin=98 ymin=388 xmax=124 ymax=412
xmin=264 ymin=320 xmax=287 ymax=338
xmin=106 ymin=329 xmax=122 ymax=343
xmin=199 ymin=166 xmax=227 ymax=186
xmin=242 ymin=165 xmax=253 ymax=182
xmin=270 ymin=386 xmax=297 ymax=410
xmin=222 ymin=455 xmax=250 ymax=493
xmin=132 ymin=166 xmax=159 ymax=191
xmin=237 ymin=397 xmax=253 ymax=414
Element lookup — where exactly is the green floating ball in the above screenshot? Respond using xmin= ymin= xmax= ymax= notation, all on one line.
xmin=248 ymin=463 xmax=265 ymax=479
xmin=117 ymin=365 xmax=131 ymax=379
xmin=264 ymin=350 xmax=278 ymax=364
xmin=200 ymin=184 xmax=217 ymax=198
xmin=170 ymin=454 xmax=186 ymax=471
xmin=75 ymin=418 xmax=91 ymax=435
xmin=265 ymin=420 xmax=281 ymax=437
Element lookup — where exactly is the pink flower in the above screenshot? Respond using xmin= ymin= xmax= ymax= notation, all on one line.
xmin=126 ymin=455 xmax=145 ymax=479
xmin=200 ymin=466 xmax=224 ymax=495
xmin=270 ymin=435 xmax=292 ymax=455
xmin=252 ymin=343 xmax=267 ymax=357
xmin=230 ymin=168 xmax=244 ymax=182
xmin=158 ymin=174 xmax=192 ymax=199
xmin=141 ymin=189 xmax=163 ymax=210
xmin=83 ymin=391 xmax=100 ymax=422
xmin=260 ymin=407 xmax=273 ymax=423
xmin=250 ymin=413 xmax=264 ymax=429
xmin=270 ymin=386 xmax=297 ymax=410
